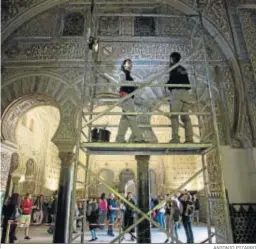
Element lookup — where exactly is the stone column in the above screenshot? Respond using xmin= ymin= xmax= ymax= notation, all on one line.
xmin=0 ymin=140 xmax=17 ymax=214
xmin=11 ymin=174 xmax=22 ymax=193
xmin=135 ymin=155 xmax=151 ymax=243
xmin=53 ymin=145 xmax=75 ymax=243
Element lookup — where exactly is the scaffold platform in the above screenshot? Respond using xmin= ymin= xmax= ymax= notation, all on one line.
xmin=82 ymin=142 xmax=213 ymax=155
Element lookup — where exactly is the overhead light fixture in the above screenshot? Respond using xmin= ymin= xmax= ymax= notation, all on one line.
xmin=88 ymin=36 xmax=99 ymax=53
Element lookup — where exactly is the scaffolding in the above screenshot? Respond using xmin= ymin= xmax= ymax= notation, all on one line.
xmin=67 ymin=0 xmax=233 ymax=244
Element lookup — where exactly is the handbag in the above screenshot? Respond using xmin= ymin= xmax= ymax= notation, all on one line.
xmin=10 ymin=206 xmax=21 ymax=221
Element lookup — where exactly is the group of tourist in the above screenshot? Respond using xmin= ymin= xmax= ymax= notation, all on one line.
xmin=1 ymin=192 xmax=58 ymax=243
xmin=1 ymin=190 xmax=200 ymax=244
xmin=84 ymin=190 xmax=200 ymax=243
xmin=151 ymin=191 xmax=200 ymax=243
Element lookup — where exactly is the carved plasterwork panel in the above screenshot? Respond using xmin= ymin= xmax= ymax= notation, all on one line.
xmin=179 ymin=0 xmax=232 ymax=46
xmin=157 ymin=17 xmax=189 ymax=36
xmin=53 ymin=101 xmax=77 ymax=141
xmin=13 ymin=9 xmax=57 ymax=37
xmin=240 ymin=61 xmax=256 ymax=145
xmin=98 ymin=17 xmax=120 ymax=36
xmin=1 ymin=152 xmax=12 ymax=192
xmin=134 ymin=17 xmax=156 ymax=36
xmin=63 ymin=12 xmax=85 ymax=36
xmin=206 ymin=150 xmax=230 ymax=242
xmin=99 ymin=42 xmax=192 ymax=61
xmin=2 ymin=42 xmax=86 ymax=61
xmin=98 ymin=37 xmax=225 ymax=62
xmin=1 ymin=0 xmax=44 ymax=25
xmin=120 ymin=17 xmax=133 ymax=36
xmin=239 ymin=10 xmax=256 ymax=79
xmin=1 ymin=94 xmax=59 ymax=143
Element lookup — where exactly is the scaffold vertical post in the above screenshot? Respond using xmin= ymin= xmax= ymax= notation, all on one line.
xmin=202 ymin=153 xmax=213 ymax=243
xmin=135 ymin=155 xmax=151 ymax=243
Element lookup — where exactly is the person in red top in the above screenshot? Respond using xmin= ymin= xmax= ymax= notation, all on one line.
xmin=20 ymin=193 xmax=33 ymax=240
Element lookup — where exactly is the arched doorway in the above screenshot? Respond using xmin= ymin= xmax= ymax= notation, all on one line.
xmin=119 ymin=169 xmax=135 ymax=194
xmin=97 ymin=169 xmax=115 ymax=197
xmin=1 ymin=94 xmax=61 ymax=196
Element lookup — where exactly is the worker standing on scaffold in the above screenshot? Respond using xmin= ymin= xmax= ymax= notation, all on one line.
xmin=116 ymin=59 xmax=145 ymax=143
xmin=166 ymin=52 xmax=194 ymax=144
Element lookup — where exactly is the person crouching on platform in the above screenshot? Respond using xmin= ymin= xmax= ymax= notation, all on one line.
xmin=116 ymin=59 xmax=145 ymax=143
xmin=166 ymin=52 xmax=194 ymax=143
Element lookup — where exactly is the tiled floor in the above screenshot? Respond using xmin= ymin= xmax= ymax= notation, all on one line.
xmin=13 ymin=223 xmax=216 ymax=244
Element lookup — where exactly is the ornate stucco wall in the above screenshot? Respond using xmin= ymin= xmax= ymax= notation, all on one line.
xmin=10 ymin=106 xmax=61 ymax=196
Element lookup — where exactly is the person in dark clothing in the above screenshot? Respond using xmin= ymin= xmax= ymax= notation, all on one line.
xmin=166 ymin=52 xmax=193 ymax=143
xmin=116 ymin=59 xmax=145 ymax=143
xmin=1 ymin=193 xmax=20 ymax=244
xmin=47 ymin=193 xmax=58 ymax=234
xmin=179 ymin=192 xmax=195 ymax=243
xmin=193 ymin=194 xmax=200 ymax=224
xmin=51 ymin=193 xmax=58 ymax=221
xmin=124 ymin=192 xmax=136 ymax=241
xmin=87 ymin=198 xmax=99 ymax=242
xmin=34 ymin=195 xmax=44 ymax=224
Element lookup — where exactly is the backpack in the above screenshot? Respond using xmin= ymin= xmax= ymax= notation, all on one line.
xmin=186 ymin=204 xmax=194 ymax=216
xmin=10 ymin=206 xmax=21 ymax=221
xmin=173 ymin=207 xmax=180 ymax=222
xmin=91 ymin=204 xmax=99 ymax=219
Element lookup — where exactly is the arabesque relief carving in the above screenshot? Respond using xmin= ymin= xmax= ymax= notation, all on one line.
xmin=1 ymin=94 xmax=58 ymax=143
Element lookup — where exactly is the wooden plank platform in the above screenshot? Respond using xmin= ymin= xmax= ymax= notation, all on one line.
xmin=81 ymin=142 xmax=214 ymax=155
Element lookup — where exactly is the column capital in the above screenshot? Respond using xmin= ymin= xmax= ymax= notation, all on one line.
xmin=135 ymin=155 xmax=150 ymax=162
xmin=54 ymin=140 xmax=76 ymax=152
xmin=59 ymin=151 xmax=75 ymax=167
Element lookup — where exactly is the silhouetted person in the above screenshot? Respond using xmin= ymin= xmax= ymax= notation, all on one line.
xmin=166 ymin=52 xmax=193 ymax=143
xmin=1 ymin=193 xmax=20 ymax=243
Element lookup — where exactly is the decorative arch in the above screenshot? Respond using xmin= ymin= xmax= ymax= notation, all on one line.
xmin=1 ymin=71 xmax=71 ymax=89
xmin=97 ymin=168 xmax=115 ymax=196
xmin=1 ymin=93 xmax=60 ymax=144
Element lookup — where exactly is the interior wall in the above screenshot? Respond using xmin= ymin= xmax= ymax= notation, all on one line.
xmin=221 ymin=146 xmax=256 ymax=203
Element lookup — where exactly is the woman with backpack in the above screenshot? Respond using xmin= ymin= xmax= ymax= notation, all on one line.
xmin=87 ymin=197 xmax=99 ymax=242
